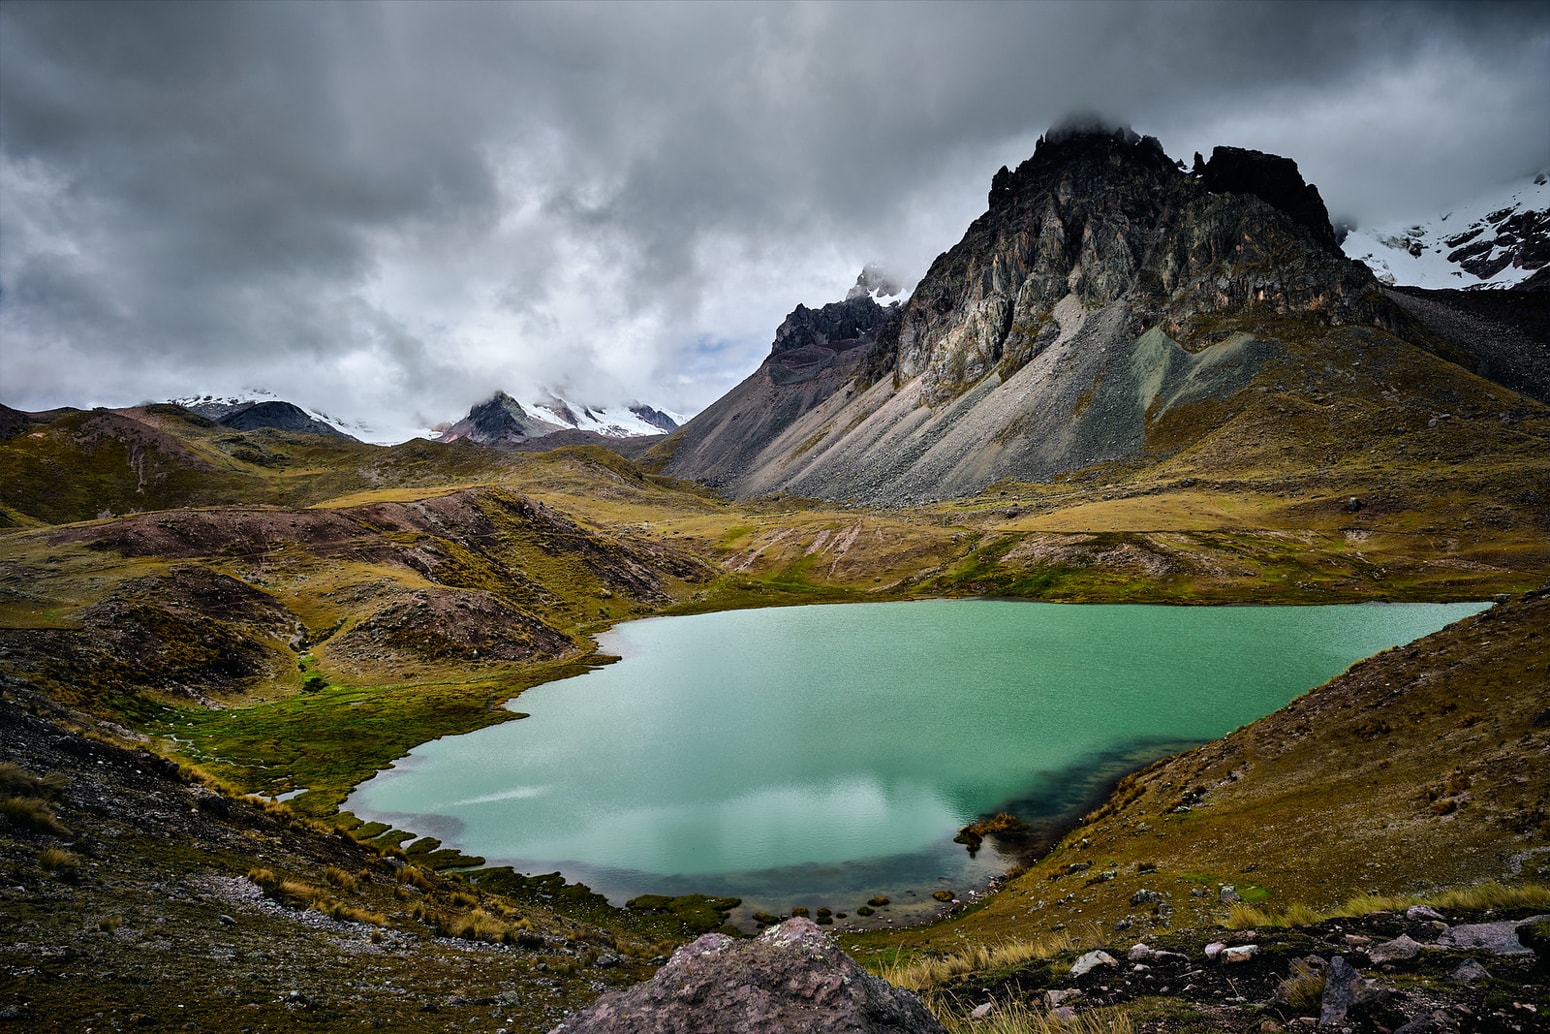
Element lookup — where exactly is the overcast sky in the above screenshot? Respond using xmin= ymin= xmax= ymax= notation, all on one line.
xmin=2 ymin=1 xmax=1547 ymax=440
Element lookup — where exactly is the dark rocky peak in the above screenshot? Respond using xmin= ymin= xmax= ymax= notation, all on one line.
xmin=889 ymin=124 xmax=1386 ymax=407
xmin=772 ymin=294 xmax=893 ymax=356
xmin=1198 ymin=145 xmax=1337 ymax=251
xmin=988 ymin=121 xmax=1173 ymax=210
xmin=215 ymin=400 xmax=353 ymax=438
xmin=470 ymin=390 xmax=527 ymax=422
xmin=438 ymin=391 xmax=563 ymax=445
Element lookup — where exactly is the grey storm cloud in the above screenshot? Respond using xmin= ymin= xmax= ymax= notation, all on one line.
xmin=2 ymin=0 xmax=1547 ymax=439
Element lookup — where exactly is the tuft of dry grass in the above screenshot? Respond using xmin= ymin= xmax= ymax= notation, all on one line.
xmin=0 ymin=762 xmax=69 ymax=798
xmin=1223 ymin=881 xmax=1550 ymax=930
xmin=276 ymin=879 xmax=329 ymax=909
xmin=324 ymin=865 xmax=358 ymax=891
xmin=39 ymin=847 xmax=82 ymax=874
xmin=441 ymin=907 xmax=534 ymax=945
xmin=0 ymin=795 xmax=70 ymax=835
xmin=397 ymin=865 xmax=435 ymax=891
xmin=1275 ymin=957 xmax=1327 ymax=1013
xmin=923 ymin=995 xmax=1135 ymax=1034
xmin=876 ymin=928 xmax=1094 ymax=992
xmin=1411 ymin=881 xmax=1550 ymax=912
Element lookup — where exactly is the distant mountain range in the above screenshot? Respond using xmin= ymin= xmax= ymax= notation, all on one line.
xmin=162 ymin=390 xmax=684 ymax=448
xmin=172 ymin=395 xmax=359 ymax=440
xmin=1341 ymin=171 xmax=1549 ymax=291
xmin=433 ymin=391 xmax=683 ymax=447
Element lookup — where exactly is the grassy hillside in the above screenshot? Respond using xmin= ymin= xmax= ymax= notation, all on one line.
xmin=2 ymin=396 xmax=1548 ymax=1031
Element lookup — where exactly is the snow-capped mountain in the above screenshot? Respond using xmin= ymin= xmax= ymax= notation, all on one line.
xmin=526 ymin=392 xmax=684 ymax=438
xmin=436 ymin=390 xmax=685 ymax=447
xmin=1342 ymin=171 xmax=1549 ymax=290
xmin=169 ymin=391 xmax=361 ymax=440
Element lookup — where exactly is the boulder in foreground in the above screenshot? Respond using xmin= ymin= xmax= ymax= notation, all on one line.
xmin=549 ymin=917 xmax=945 ymax=1034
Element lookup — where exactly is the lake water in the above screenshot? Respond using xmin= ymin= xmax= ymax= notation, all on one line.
xmin=347 ymin=600 xmax=1483 ymax=925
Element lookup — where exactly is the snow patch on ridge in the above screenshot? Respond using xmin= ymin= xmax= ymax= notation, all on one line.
xmin=1342 ymin=172 xmax=1549 ymax=289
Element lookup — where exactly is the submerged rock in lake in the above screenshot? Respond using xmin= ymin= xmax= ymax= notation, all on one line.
xmin=548 ymin=916 xmax=945 ymax=1034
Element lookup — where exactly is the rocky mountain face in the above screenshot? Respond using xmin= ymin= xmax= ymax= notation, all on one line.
xmin=438 ymin=391 xmax=568 ymax=446
xmin=212 ymin=400 xmax=356 ymax=438
xmin=661 ymin=126 xmax=1419 ymax=503
xmin=652 ymin=294 xmax=897 ymax=489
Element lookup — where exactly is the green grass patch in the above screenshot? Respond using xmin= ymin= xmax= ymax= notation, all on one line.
xmin=148 ymin=655 xmax=605 ymax=817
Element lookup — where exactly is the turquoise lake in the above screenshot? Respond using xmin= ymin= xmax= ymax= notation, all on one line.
xmin=346 ymin=600 xmax=1483 ymax=924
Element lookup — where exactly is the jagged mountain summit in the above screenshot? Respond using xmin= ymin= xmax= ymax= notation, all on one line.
xmin=1342 ymin=171 xmax=1549 ymax=291
xmin=660 ymin=125 xmax=1475 ymax=504
xmin=436 ymin=391 xmax=682 ymax=447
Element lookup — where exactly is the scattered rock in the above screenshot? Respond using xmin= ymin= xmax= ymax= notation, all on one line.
xmin=217 ymin=914 xmax=236 ymax=927
xmin=1130 ymin=889 xmax=1161 ymax=905
xmin=969 ymin=1002 xmax=994 ymax=1020
xmin=1450 ymin=959 xmax=1489 ymax=983
xmin=547 ymin=918 xmax=946 ymax=1034
xmin=1435 ymin=917 xmax=1542 ymax=956
xmin=1318 ymin=956 xmax=1360 ymax=1026
xmin=1405 ymin=905 xmax=1445 ymax=922
xmin=1127 ymin=943 xmax=1153 ymax=961
xmin=1069 ymin=950 xmax=1118 ymax=977
xmin=1219 ymin=885 xmax=1241 ymax=904
xmin=1318 ymin=955 xmax=1393 ymax=1027
xmin=1220 ymin=945 xmax=1259 ymax=964
xmin=1204 ymin=942 xmax=1226 ymax=960
xmin=1344 ymin=497 xmax=1363 ymax=513
xmin=1518 ymin=915 xmax=1550 ymax=958
xmin=1043 ymin=989 xmax=1080 ymax=1009
xmin=1367 ymin=934 xmax=1421 ymax=964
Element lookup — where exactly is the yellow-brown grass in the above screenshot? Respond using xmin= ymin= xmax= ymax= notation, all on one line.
xmin=875 ymin=927 xmax=1095 ymax=992
xmin=1223 ymin=881 xmax=1550 ymax=930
